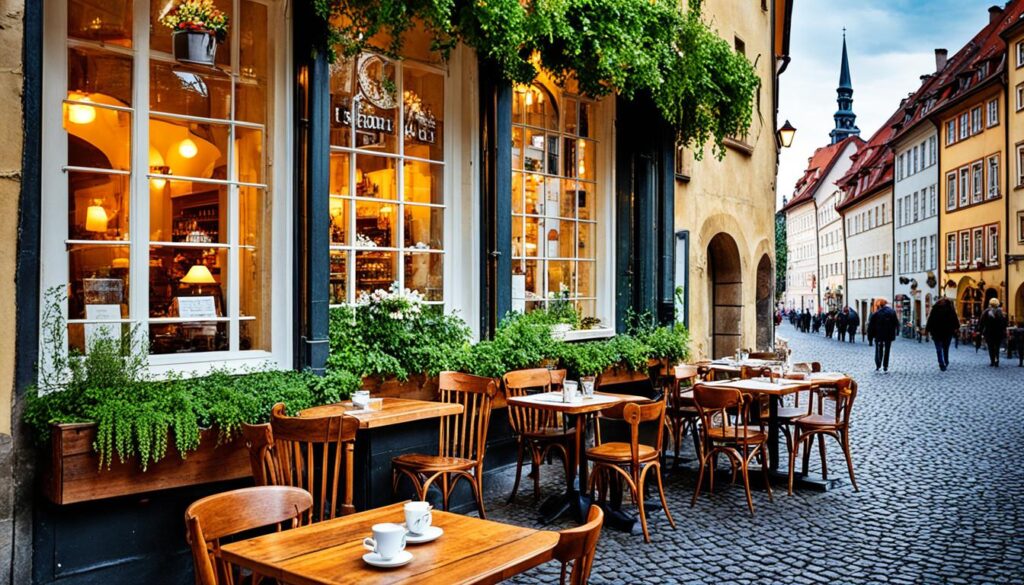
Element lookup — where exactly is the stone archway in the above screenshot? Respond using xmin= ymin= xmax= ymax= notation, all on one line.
xmin=755 ymin=254 xmax=773 ymax=350
xmin=1015 ymin=283 xmax=1024 ymax=323
xmin=708 ymin=233 xmax=742 ymax=358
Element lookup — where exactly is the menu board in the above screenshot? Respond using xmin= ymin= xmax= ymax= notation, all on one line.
xmin=176 ymin=296 xmax=218 ymax=319
xmin=84 ymin=304 xmax=122 ymax=352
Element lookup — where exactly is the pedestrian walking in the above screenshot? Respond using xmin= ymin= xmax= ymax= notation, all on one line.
xmin=836 ymin=309 xmax=848 ymax=341
xmin=867 ymin=299 xmax=899 ymax=372
xmin=812 ymin=312 xmax=822 ymax=334
xmin=846 ymin=307 xmax=860 ymax=343
xmin=824 ymin=310 xmax=836 ymax=339
xmin=925 ymin=296 xmax=960 ymax=371
xmin=979 ymin=298 xmax=1009 ymax=367
xmin=801 ymin=309 xmax=811 ymax=333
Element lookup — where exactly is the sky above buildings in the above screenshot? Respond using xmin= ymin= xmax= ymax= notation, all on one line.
xmin=775 ymin=0 xmax=1000 ymax=209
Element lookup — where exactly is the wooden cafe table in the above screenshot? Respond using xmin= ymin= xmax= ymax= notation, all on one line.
xmin=299 ymin=397 xmax=463 ymax=428
xmin=506 ymin=391 xmax=646 ymax=525
xmin=220 ymin=501 xmax=558 ymax=585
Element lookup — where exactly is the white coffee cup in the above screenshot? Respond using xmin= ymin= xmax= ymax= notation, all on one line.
xmin=563 ymin=380 xmax=580 ymax=403
xmin=404 ymin=501 xmax=433 ymax=535
xmin=363 ymin=523 xmax=407 ymax=560
xmin=352 ymin=390 xmax=371 ymax=409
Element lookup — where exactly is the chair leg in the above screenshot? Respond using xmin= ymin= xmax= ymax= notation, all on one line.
xmin=708 ymin=450 xmax=717 ymax=495
xmin=691 ymin=451 xmax=707 ymax=508
xmin=509 ymin=440 xmax=525 ymax=503
xmin=441 ymin=473 xmax=450 ymax=511
xmin=758 ymin=447 xmax=773 ymax=502
xmin=532 ymin=448 xmax=543 ymax=501
xmin=469 ymin=472 xmax=487 ymax=519
xmin=631 ymin=468 xmax=650 ymax=543
xmin=788 ymin=429 xmax=801 ymax=496
xmin=648 ymin=463 xmax=675 ymax=529
xmin=841 ymin=430 xmax=859 ymax=492
xmin=740 ymin=453 xmax=755 ymax=516
xmin=801 ymin=435 xmax=812 ymax=476
xmin=817 ymin=434 xmax=828 ymax=480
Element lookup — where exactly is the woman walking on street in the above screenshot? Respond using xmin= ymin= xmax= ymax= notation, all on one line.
xmin=979 ymin=298 xmax=1009 ymax=367
xmin=926 ymin=296 xmax=960 ymax=371
xmin=867 ymin=298 xmax=899 ymax=372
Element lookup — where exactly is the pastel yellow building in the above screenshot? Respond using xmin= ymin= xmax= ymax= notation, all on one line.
xmin=1003 ymin=17 xmax=1024 ymax=322
xmin=674 ymin=0 xmax=794 ymax=358
xmin=932 ymin=5 xmax=1021 ymax=322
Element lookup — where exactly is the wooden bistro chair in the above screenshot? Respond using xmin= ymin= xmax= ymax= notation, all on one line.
xmin=553 ymin=505 xmax=605 ymax=585
xmin=503 ymin=368 xmax=574 ymax=502
xmin=261 ymin=403 xmax=359 ymax=523
xmin=587 ymin=401 xmax=675 ymax=543
xmin=666 ymin=364 xmax=702 ymax=468
xmin=788 ymin=379 xmax=859 ymax=495
xmin=392 ymin=372 xmax=497 ymax=518
xmin=185 ymin=485 xmax=313 ymax=585
xmin=776 ymin=361 xmax=822 ymax=460
xmin=691 ymin=384 xmax=773 ymax=515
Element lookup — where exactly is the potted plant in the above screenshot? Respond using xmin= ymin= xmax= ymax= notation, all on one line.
xmin=160 ymin=0 xmax=229 ymax=66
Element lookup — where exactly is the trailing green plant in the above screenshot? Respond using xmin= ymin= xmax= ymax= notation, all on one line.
xmin=626 ymin=310 xmax=691 ymax=365
xmin=311 ymin=0 xmax=759 ymax=158
xmin=327 ymin=284 xmax=472 ymax=380
xmin=23 ymin=288 xmax=360 ymax=470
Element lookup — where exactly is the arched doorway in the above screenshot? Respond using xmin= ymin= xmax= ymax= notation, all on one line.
xmin=957 ymin=276 xmax=981 ymax=321
xmin=708 ymin=233 xmax=742 ymax=358
xmin=755 ymin=254 xmax=773 ymax=350
xmin=1014 ymin=284 xmax=1024 ymax=324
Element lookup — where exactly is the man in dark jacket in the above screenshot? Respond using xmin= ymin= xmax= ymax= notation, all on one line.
xmin=867 ymin=299 xmax=899 ymax=372
xmin=836 ymin=309 xmax=848 ymax=341
xmin=801 ymin=309 xmax=811 ymax=333
xmin=824 ymin=310 xmax=836 ymax=339
xmin=846 ymin=307 xmax=860 ymax=343
xmin=925 ymin=296 xmax=960 ymax=371
xmin=979 ymin=298 xmax=1009 ymax=367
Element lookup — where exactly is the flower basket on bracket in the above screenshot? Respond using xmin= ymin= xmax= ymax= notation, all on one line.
xmin=161 ymin=0 xmax=229 ymax=66
xmin=172 ymin=29 xmax=218 ymax=65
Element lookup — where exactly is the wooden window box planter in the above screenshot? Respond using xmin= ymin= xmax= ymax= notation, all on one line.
xmin=43 ymin=423 xmax=251 ymax=505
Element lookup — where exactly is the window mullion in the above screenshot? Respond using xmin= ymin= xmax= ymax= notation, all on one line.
xmin=397 ymin=62 xmax=405 ymax=294
xmin=228 ymin=0 xmax=241 ymax=353
xmin=131 ymin=0 xmax=151 ymax=355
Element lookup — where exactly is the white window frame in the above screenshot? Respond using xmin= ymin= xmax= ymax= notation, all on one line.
xmin=929 ymin=234 xmax=936 ymax=270
xmin=946 ymin=172 xmax=957 ymax=210
xmin=928 ymin=135 xmax=936 ymax=165
xmin=40 ymin=0 xmax=295 ymax=376
xmin=987 ymin=98 xmax=999 ymax=127
xmin=929 ymin=184 xmax=936 ymax=217
xmin=972 ymin=161 xmax=983 ymax=204
xmin=1017 ymin=84 xmax=1024 ymax=112
xmin=986 ymin=154 xmax=1000 ymax=200
xmin=971 ymin=106 xmax=982 ymax=134
xmin=946 ymin=233 xmax=957 ymax=270
xmin=972 ymin=227 xmax=983 ymax=265
xmin=959 ymin=231 xmax=971 ymax=267
xmin=986 ymin=224 xmax=999 ymax=266
xmin=946 ymin=120 xmax=956 ymax=145
xmin=1017 ymin=144 xmax=1024 ymax=187
xmin=959 ymin=112 xmax=969 ymax=139
xmin=959 ymin=167 xmax=970 ymax=207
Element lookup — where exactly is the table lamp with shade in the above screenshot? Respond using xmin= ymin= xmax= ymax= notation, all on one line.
xmin=181 ymin=264 xmax=216 ymax=295
xmin=85 ymin=201 xmax=108 ymax=233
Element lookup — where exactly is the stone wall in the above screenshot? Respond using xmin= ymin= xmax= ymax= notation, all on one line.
xmin=0 ymin=1 xmax=26 ymax=583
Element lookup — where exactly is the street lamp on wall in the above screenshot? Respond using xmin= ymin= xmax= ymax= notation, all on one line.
xmin=777 ymin=120 xmax=797 ymax=148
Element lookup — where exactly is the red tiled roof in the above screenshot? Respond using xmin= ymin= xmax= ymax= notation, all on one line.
xmin=836 ymin=109 xmax=903 ymax=212
xmin=927 ymin=2 xmax=1024 ymax=119
xmin=782 ymin=137 xmax=863 ymax=212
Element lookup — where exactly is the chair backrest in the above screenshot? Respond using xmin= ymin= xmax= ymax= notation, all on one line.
xmin=599 ymin=401 xmax=666 ymax=464
xmin=504 ymin=368 xmax=562 ymax=435
xmin=792 ymin=361 xmax=822 ymax=373
xmin=185 ymin=486 xmax=312 ymax=585
xmin=692 ymin=384 xmax=756 ymax=440
xmin=740 ymin=365 xmax=771 ymax=380
xmin=269 ymin=403 xmax=359 ymax=522
xmin=816 ymin=379 xmax=858 ymax=426
xmin=241 ymin=422 xmax=277 ymax=487
xmin=553 ymin=505 xmax=604 ymax=585
xmin=667 ymin=365 xmax=699 ymax=411
xmin=437 ymin=372 xmax=497 ymax=472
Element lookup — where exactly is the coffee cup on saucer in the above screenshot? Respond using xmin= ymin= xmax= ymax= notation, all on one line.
xmin=404 ymin=501 xmax=432 ymax=536
xmin=363 ymin=523 xmax=406 ymax=561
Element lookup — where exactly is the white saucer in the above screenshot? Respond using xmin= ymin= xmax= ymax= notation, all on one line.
xmin=404 ymin=525 xmax=443 ymax=544
xmin=363 ymin=550 xmax=413 ymax=568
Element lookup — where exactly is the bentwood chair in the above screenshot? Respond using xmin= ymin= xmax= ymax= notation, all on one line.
xmin=503 ymin=368 xmax=573 ymax=502
xmin=587 ymin=401 xmax=674 ymax=543
xmin=185 ymin=486 xmax=312 ymax=585
xmin=776 ymin=361 xmax=823 ymax=456
xmin=392 ymin=372 xmax=497 ymax=518
xmin=266 ymin=403 xmax=359 ymax=522
xmin=665 ymin=365 xmax=702 ymax=468
xmin=241 ymin=422 xmax=276 ymax=487
xmin=788 ymin=379 xmax=859 ymax=495
xmin=553 ymin=505 xmax=605 ymax=585
xmin=691 ymin=384 xmax=773 ymax=515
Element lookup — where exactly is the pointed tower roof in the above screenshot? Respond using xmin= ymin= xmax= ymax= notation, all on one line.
xmin=838 ymin=30 xmax=852 ymax=90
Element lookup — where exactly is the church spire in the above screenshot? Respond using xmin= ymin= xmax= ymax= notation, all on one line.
xmin=830 ymin=29 xmax=860 ymax=145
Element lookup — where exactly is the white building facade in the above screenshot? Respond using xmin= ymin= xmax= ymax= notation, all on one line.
xmin=817 ymin=186 xmax=847 ymax=310
xmin=843 ymin=188 xmax=895 ymax=333
xmin=893 ymin=124 xmax=940 ymax=335
xmin=784 ymin=199 xmax=818 ymax=311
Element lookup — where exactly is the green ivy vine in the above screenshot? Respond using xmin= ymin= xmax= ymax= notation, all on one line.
xmin=311 ymin=0 xmax=760 ymax=157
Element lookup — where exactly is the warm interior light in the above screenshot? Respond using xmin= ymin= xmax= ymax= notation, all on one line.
xmin=525 ymin=91 xmax=534 ymax=107
xmin=329 ymin=197 xmax=345 ymax=217
xmin=178 ymin=138 xmax=199 ymax=159
xmin=112 ymin=258 xmax=130 ymax=269
xmin=85 ymin=202 xmax=108 ymax=233
xmin=778 ymin=119 xmax=797 ymax=148
xmin=181 ymin=264 xmax=216 ymax=285
xmin=68 ymin=97 xmax=97 ymax=125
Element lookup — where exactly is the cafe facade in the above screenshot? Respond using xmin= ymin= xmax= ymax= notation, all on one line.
xmin=0 ymin=1 xmax=794 ymax=583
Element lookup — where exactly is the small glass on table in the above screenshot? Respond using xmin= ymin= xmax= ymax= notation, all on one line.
xmin=580 ymin=376 xmax=596 ymax=399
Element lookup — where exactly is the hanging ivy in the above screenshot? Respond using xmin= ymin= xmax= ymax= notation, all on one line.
xmin=310 ymin=0 xmax=760 ymax=158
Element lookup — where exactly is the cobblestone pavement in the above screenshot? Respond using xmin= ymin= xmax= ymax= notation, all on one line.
xmin=481 ymin=323 xmax=1024 ymax=584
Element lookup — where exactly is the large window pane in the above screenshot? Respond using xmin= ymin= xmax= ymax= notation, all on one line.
xmin=237 ymin=0 xmax=268 ymax=124
xmin=240 ymin=187 xmax=271 ymax=248
xmin=148 ymin=246 xmax=228 ymax=319
xmin=68 ymin=171 xmax=130 ymax=241
xmin=150 ymin=322 xmax=228 ymax=354
xmin=404 ymin=252 xmax=443 ymax=302
xmin=239 ymin=247 xmax=270 ymax=350
xmin=404 ymin=160 xmax=443 ymax=204
xmin=149 ymin=180 xmax=227 ymax=245
xmin=68 ymin=0 xmax=132 ymax=47
xmin=404 ymin=205 xmax=443 ymax=250
xmin=150 ymin=60 xmax=231 ymax=120
xmin=149 ymin=117 xmax=229 ymax=181
xmin=65 ymin=103 xmax=131 ymax=171
xmin=356 ymin=155 xmax=398 ymax=199
xmin=235 ymin=126 xmax=265 ymax=184
xmin=355 ymin=201 xmax=398 ymax=248
xmin=69 ymin=46 xmax=133 ymax=107
xmin=68 ymin=243 xmax=130 ymax=320
xmin=355 ymin=251 xmax=397 ymax=296
xmin=329 ymin=250 xmax=348 ymax=304
xmin=403 ymin=66 xmax=444 ymax=161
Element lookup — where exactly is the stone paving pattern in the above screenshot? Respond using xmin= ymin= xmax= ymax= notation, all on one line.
xmin=479 ymin=323 xmax=1024 ymax=584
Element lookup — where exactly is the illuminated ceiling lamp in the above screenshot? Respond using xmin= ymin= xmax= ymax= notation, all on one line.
xmin=85 ymin=200 xmax=108 ymax=233
xmin=67 ymin=93 xmax=97 ymax=125
xmin=149 ymin=147 xmax=168 ymax=190
xmin=178 ymin=137 xmax=199 ymax=159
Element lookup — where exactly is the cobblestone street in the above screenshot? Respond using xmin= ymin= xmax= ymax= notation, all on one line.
xmin=484 ymin=323 xmax=1024 ymax=584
